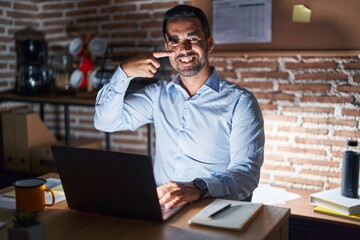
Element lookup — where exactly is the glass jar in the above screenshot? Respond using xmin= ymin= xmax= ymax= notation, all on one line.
xmin=51 ymin=52 xmax=75 ymax=94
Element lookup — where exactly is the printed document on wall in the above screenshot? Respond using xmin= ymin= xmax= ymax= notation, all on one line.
xmin=213 ymin=0 xmax=272 ymax=44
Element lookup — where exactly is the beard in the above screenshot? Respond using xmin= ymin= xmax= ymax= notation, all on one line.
xmin=170 ymin=52 xmax=207 ymax=77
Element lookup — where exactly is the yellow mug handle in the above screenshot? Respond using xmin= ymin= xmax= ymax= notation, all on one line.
xmin=45 ymin=189 xmax=56 ymax=207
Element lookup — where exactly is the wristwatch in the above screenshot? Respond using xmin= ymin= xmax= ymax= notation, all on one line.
xmin=193 ymin=178 xmax=209 ymax=198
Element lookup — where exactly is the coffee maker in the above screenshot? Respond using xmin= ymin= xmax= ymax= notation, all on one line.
xmin=15 ymin=28 xmax=50 ymax=95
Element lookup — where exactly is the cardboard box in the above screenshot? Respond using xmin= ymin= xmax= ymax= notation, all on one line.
xmin=30 ymin=138 xmax=102 ymax=175
xmin=1 ymin=106 xmax=31 ymax=172
xmin=14 ymin=111 xmax=57 ymax=172
xmin=1 ymin=111 xmax=17 ymax=171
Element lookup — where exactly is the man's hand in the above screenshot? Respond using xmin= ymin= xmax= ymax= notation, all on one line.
xmin=121 ymin=51 xmax=174 ymax=78
xmin=157 ymin=181 xmax=201 ymax=209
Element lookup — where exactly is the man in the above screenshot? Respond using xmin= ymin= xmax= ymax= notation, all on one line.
xmin=94 ymin=5 xmax=264 ymax=208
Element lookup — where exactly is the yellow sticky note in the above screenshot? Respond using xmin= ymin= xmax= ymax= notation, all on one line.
xmin=292 ymin=4 xmax=311 ymax=23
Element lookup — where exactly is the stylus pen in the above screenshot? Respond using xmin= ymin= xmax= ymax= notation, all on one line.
xmin=207 ymin=203 xmax=232 ymax=219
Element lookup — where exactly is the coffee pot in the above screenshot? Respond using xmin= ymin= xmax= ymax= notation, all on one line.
xmin=15 ymin=28 xmax=50 ymax=95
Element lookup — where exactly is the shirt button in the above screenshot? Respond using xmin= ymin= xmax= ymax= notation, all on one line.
xmin=178 ymin=174 xmax=182 ymax=178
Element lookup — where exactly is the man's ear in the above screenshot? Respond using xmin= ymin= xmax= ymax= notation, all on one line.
xmin=207 ymin=36 xmax=214 ymax=53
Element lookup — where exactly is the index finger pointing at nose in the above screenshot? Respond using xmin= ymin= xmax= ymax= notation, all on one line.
xmin=152 ymin=51 xmax=174 ymax=59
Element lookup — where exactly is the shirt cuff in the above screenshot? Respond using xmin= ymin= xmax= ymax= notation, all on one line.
xmin=202 ymin=177 xmax=230 ymax=198
xmin=110 ymin=66 xmax=133 ymax=93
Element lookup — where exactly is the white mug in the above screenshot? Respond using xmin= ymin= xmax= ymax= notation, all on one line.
xmin=88 ymin=37 xmax=107 ymax=56
xmin=69 ymin=37 xmax=84 ymax=56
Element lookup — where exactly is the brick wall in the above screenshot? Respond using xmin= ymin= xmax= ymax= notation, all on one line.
xmin=0 ymin=0 xmax=359 ymax=191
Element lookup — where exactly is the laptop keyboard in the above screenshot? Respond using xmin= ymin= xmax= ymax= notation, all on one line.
xmin=161 ymin=205 xmax=172 ymax=215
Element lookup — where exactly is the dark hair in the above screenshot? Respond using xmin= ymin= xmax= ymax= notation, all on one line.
xmin=162 ymin=5 xmax=211 ymax=40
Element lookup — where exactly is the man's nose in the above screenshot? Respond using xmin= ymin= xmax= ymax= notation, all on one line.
xmin=180 ymin=40 xmax=192 ymax=51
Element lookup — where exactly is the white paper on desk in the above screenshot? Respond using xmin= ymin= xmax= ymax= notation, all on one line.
xmin=252 ymin=184 xmax=300 ymax=205
xmin=213 ymin=0 xmax=272 ymax=44
xmin=0 ymin=178 xmax=66 ymax=210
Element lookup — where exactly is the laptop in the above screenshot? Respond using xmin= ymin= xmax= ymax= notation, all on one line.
xmin=51 ymin=145 xmax=187 ymax=222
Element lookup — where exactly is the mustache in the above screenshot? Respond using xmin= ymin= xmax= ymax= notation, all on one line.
xmin=175 ymin=52 xmax=198 ymax=60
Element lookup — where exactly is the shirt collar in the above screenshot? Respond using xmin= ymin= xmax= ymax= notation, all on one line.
xmin=167 ymin=67 xmax=221 ymax=93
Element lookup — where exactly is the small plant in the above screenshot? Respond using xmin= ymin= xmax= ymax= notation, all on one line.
xmin=12 ymin=212 xmax=40 ymax=228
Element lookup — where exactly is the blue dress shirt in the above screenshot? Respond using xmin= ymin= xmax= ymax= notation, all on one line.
xmin=94 ymin=66 xmax=265 ymax=200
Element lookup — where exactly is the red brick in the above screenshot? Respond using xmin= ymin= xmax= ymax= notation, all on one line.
xmin=43 ymin=28 xmax=64 ymax=35
xmin=264 ymin=114 xmax=297 ymax=122
xmin=232 ymin=61 xmax=278 ymax=69
xmin=101 ymin=22 xmax=137 ymax=30
xmin=241 ymin=71 xmax=289 ymax=79
xmin=43 ymin=2 xmax=75 ymax=10
xmin=141 ymin=21 xmax=162 ymax=29
xmin=274 ymin=176 xmax=324 ymax=187
xmin=262 ymin=164 xmax=294 ymax=172
xmin=279 ymin=126 xmax=329 ymax=135
xmin=112 ymin=31 xmax=147 ymax=39
xmin=254 ymin=92 xmax=295 ymax=102
xmin=295 ymin=73 xmax=348 ymax=81
xmin=78 ymin=0 xmax=110 ymax=8
xmin=294 ymin=137 xmax=346 ymax=147
xmin=265 ymin=134 xmax=289 ymax=142
xmin=285 ymin=62 xmax=337 ymax=70
xmin=337 ymin=85 xmax=360 ymax=93
xmin=334 ymin=130 xmax=360 ymax=138
xmin=278 ymin=146 xmax=327 ymax=156
xmin=238 ymin=81 xmax=273 ymax=90
xmin=288 ymin=157 xmax=339 ymax=167
xmin=77 ymin=16 xmax=110 ymax=24
xmin=7 ymin=11 xmax=36 ymax=19
xmin=140 ymin=2 xmax=179 ymax=10
xmin=0 ymin=72 xmax=15 ymax=78
xmin=66 ymin=9 xmax=97 ymax=17
xmin=113 ymin=13 xmax=151 ymax=21
xmin=300 ymin=96 xmax=353 ymax=103
xmin=218 ymin=71 xmax=236 ymax=79
xmin=300 ymin=169 xmax=341 ymax=178
xmin=279 ymin=83 xmax=330 ymax=91
xmin=0 ymin=18 xmax=12 ymax=25
xmin=342 ymin=108 xmax=360 ymax=117
xmin=264 ymin=124 xmax=274 ymax=132
xmin=105 ymin=4 xmax=137 ymax=14
xmin=14 ymin=20 xmax=39 ymax=28
xmin=354 ymin=74 xmax=360 ymax=83
xmin=14 ymin=2 xmax=38 ymax=11
xmin=150 ymin=30 xmax=163 ymax=38
xmin=264 ymin=153 xmax=286 ymax=161
xmin=282 ymin=106 xmax=333 ymax=114
xmin=209 ymin=60 xmax=226 ymax=68
xmin=344 ymin=62 xmax=360 ymax=70
xmin=43 ymin=19 xmax=74 ymax=27
xmin=259 ymin=103 xmax=277 ymax=110
xmin=0 ymin=1 xmax=11 ymax=7
xmin=115 ymin=0 xmax=149 ymax=2
xmin=303 ymin=117 xmax=358 ymax=127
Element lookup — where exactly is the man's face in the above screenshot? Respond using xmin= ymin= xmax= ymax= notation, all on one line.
xmin=164 ymin=17 xmax=213 ymax=78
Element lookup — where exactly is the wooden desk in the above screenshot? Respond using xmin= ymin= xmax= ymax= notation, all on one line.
xmin=0 ymin=173 xmax=290 ymax=240
xmin=278 ymin=188 xmax=360 ymax=227
xmin=277 ymin=188 xmax=360 ymax=240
